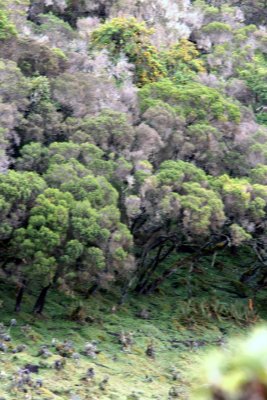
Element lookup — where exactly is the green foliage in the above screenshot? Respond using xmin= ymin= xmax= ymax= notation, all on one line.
xmin=157 ymin=160 xmax=208 ymax=186
xmin=91 ymin=17 xmax=166 ymax=86
xmin=238 ymin=53 xmax=267 ymax=124
xmin=139 ymin=79 xmax=241 ymax=122
xmin=84 ymin=246 xmax=105 ymax=270
xmin=35 ymin=12 xmax=74 ymax=37
xmin=0 ymin=0 xmax=267 ymax=322
xmin=195 ymin=327 xmax=267 ymax=400
xmin=212 ymin=175 xmax=251 ymax=213
xmin=70 ymin=109 xmax=135 ymax=154
xmin=0 ymin=265 xmax=250 ymax=400
xmin=180 ymin=182 xmax=225 ymax=236
xmin=17 ymin=39 xmax=67 ymax=77
xmin=138 ymin=160 xmax=226 ymax=239
xmin=0 ymin=171 xmax=46 ymax=239
xmin=179 ymin=297 xmax=254 ymax=326
xmin=9 ymin=179 xmax=133 ymax=290
xmin=162 ymin=39 xmax=205 ymax=83
xmin=250 ymin=164 xmax=267 ymax=184
xmin=30 ymin=75 xmax=51 ymax=104
xmin=238 ymin=54 xmax=267 ymax=99
xmin=0 ymin=6 xmax=17 ymax=40
xmin=16 ymin=142 xmax=48 ymax=173
xmin=71 ymin=200 xmax=107 ymax=244
xmin=203 ymin=21 xmax=232 ymax=33
xmin=211 ymin=175 xmax=267 ymax=234
xmin=61 ymin=175 xmax=118 ymax=208
xmin=234 ymin=24 xmax=257 ymax=42
xmin=229 ymin=224 xmax=252 ymax=246
xmin=11 ymin=188 xmax=73 ymax=282
xmin=0 ymin=58 xmax=30 ymax=107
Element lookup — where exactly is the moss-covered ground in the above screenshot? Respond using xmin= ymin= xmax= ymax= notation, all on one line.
xmin=0 ymin=249 xmax=265 ymax=399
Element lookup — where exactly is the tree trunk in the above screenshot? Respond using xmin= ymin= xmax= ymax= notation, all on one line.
xmin=33 ymin=284 xmax=51 ymax=314
xmin=86 ymin=283 xmax=99 ymax=298
xmin=15 ymin=280 xmax=26 ymax=312
xmin=136 ymin=245 xmax=175 ymax=294
xmin=186 ymin=261 xmax=195 ymax=300
xmin=135 ymin=245 xmax=163 ymax=294
xmin=143 ymin=254 xmax=199 ymax=294
xmin=211 ymin=251 xmax=217 ymax=268
xmin=134 ymin=235 xmax=177 ymax=292
xmin=142 ymin=238 xmax=229 ymax=294
xmin=118 ymin=276 xmax=136 ymax=305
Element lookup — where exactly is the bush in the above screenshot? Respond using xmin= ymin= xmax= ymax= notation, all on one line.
xmin=0 ymin=7 xmax=17 ymax=40
xmin=194 ymin=327 xmax=267 ymax=400
xmin=91 ymin=17 xmax=166 ymax=86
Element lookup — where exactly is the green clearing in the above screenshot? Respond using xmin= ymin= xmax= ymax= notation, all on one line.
xmin=0 ymin=250 xmax=262 ymax=399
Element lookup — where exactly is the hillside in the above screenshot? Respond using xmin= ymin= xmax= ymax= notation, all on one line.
xmin=0 ymin=249 xmax=263 ymax=399
xmin=0 ymin=0 xmax=267 ymax=399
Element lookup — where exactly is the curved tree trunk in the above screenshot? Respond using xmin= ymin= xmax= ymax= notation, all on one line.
xmin=136 ymin=245 xmax=175 ymax=294
xmin=15 ymin=280 xmax=26 ymax=312
xmin=33 ymin=284 xmax=51 ymax=314
xmin=143 ymin=239 xmax=230 ymax=294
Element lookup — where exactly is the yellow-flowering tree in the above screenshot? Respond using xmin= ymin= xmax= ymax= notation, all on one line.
xmin=162 ymin=39 xmax=205 ymax=83
xmin=91 ymin=17 xmax=166 ymax=86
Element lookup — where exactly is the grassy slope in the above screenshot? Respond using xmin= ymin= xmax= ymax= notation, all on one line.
xmin=0 ymin=249 xmax=264 ymax=399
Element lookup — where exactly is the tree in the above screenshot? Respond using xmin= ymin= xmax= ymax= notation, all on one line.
xmin=127 ymin=159 xmax=267 ymax=294
xmin=238 ymin=53 xmax=267 ymax=125
xmin=0 ymin=171 xmax=46 ymax=241
xmin=138 ymin=79 xmax=253 ymax=175
xmin=17 ymin=76 xmax=64 ymax=145
xmin=29 ymin=0 xmax=115 ymax=26
xmin=32 ymin=12 xmax=76 ymax=50
xmin=128 ymin=160 xmax=226 ymax=293
xmin=16 ymin=142 xmax=49 ymax=173
xmin=250 ymin=165 xmax=267 ymax=185
xmin=0 ymin=4 xmax=17 ymax=40
xmin=11 ymin=188 xmax=73 ymax=313
xmin=0 ymin=0 xmax=266 ymax=314
xmin=0 ymin=59 xmax=30 ymax=109
xmin=52 ymin=71 xmax=131 ymax=118
xmin=211 ymin=174 xmax=267 ymax=230
xmin=0 ymin=59 xmax=31 ymax=165
xmin=139 ymin=79 xmax=241 ymax=123
xmin=91 ymin=17 xmax=166 ymax=86
xmin=0 ymin=171 xmax=46 ymax=311
xmin=162 ymin=39 xmax=205 ymax=83
xmin=234 ymin=0 xmax=267 ymax=25
xmin=4 ymin=165 xmax=134 ymax=311
xmin=2 ymin=0 xmax=30 ymax=34
xmin=65 ymin=110 xmax=135 ymax=158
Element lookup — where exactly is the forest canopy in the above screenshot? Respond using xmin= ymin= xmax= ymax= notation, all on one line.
xmin=0 ymin=0 xmax=267 ymax=313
